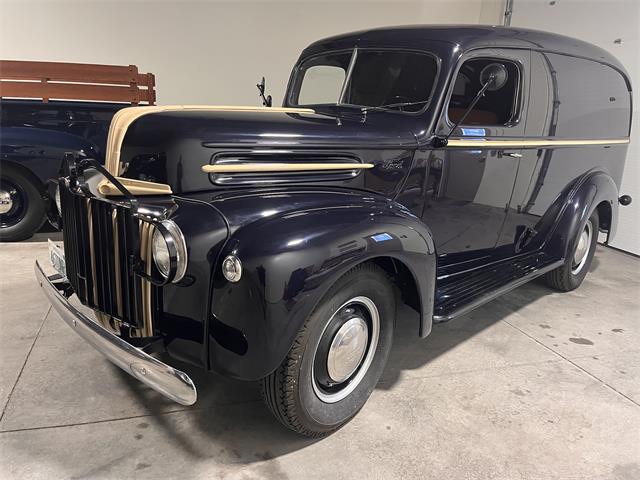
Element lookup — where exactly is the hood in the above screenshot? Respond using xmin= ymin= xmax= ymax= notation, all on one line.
xmin=116 ymin=107 xmax=419 ymax=195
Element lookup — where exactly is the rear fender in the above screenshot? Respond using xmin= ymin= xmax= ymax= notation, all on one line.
xmin=543 ymin=169 xmax=619 ymax=259
xmin=208 ymin=198 xmax=435 ymax=380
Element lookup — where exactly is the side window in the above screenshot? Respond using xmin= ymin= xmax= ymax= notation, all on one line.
xmin=298 ymin=65 xmax=346 ymax=105
xmin=448 ymin=58 xmax=521 ymax=126
xmin=294 ymin=52 xmax=351 ymax=105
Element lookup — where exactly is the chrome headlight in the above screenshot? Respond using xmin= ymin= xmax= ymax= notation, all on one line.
xmin=152 ymin=220 xmax=188 ymax=283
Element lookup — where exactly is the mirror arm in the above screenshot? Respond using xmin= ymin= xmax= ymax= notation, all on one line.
xmin=433 ymin=75 xmax=495 ymax=147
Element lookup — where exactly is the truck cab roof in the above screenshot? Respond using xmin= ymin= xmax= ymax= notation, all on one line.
xmin=298 ymin=25 xmax=630 ymax=82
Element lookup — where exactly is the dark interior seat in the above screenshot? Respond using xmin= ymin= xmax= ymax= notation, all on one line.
xmin=448 ymin=107 xmax=499 ymax=125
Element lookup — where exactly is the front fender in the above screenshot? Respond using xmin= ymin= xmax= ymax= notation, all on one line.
xmin=208 ymin=194 xmax=435 ymax=380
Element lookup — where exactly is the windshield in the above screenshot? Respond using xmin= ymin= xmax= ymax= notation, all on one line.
xmin=290 ymin=49 xmax=438 ymax=113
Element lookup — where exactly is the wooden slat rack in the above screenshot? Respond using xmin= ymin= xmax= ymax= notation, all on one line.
xmin=0 ymin=60 xmax=155 ymax=104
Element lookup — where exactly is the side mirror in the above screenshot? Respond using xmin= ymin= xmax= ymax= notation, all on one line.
xmin=480 ymin=63 xmax=508 ymax=91
xmin=257 ymin=76 xmax=273 ymax=107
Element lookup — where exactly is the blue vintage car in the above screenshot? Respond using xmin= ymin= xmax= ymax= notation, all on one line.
xmin=36 ymin=26 xmax=632 ymax=437
xmin=0 ymin=100 xmax=127 ymax=240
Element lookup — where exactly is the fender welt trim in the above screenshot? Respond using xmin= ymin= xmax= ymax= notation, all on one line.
xmin=446 ymin=137 xmax=630 ymax=148
xmin=202 ymin=163 xmax=374 ymax=174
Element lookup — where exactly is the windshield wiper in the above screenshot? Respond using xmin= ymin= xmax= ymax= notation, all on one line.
xmin=360 ymin=99 xmax=430 ymax=113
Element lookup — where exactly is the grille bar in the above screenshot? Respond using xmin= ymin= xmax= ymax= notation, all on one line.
xmin=60 ymin=186 xmax=155 ymax=335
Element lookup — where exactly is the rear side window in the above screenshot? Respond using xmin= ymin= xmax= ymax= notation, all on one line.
xmin=448 ymin=58 xmax=521 ymax=126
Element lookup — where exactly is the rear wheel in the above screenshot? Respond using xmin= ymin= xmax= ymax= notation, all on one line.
xmin=261 ymin=263 xmax=395 ymax=437
xmin=545 ymin=210 xmax=599 ymax=291
xmin=0 ymin=164 xmax=46 ymax=242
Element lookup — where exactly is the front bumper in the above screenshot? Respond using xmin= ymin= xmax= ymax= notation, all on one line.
xmin=34 ymin=260 xmax=197 ymax=406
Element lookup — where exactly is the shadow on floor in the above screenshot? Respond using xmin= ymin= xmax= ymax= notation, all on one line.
xmin=107 ymin=277 xmax=555 ymax=464
xmin=11 ymin=232 xmax=614 ymax=466
xmin=16 ymin=231 xmax=610 ymax=464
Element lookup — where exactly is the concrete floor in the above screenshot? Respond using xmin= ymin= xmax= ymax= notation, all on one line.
xmin=0 ymin=242 xmax=639 ymax=480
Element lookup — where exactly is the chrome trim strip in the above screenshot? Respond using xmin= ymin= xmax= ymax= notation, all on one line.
xmin=202 ymin=162 xmax=374 ymax=174
xmin=35 ymin=260 xmax=197 ymax=406
xmin=144 ymin=224 xmax=154 ymax=337
xmin=112 ymin=208 xmax=123 ymax=318
xmin=87 ymin=199 xmax=98 ymax=307
xmin=139 ymin=221 xmax=154 ymax=337
xmin=446 ymin=138 xmax=630 ymax=148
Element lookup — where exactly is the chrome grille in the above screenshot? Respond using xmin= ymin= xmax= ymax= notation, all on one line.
xmin=61 ymin=186 xmax=155 ymax=335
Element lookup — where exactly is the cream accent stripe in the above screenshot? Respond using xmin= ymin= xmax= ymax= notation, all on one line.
xmin=446 ymin=137 xmax=630 ymax=148
xmin=202 ymin=163 xmax=374 ymax=174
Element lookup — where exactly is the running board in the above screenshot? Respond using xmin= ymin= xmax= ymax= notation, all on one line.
xmin=433 ymin=253 xmax=563 ymax=322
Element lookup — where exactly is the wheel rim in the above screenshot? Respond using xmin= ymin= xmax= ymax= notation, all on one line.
xmin=571 ymin=220 xmax=593 ymax=274
xmin=312 ymin=296 xmax=380 ymax=404
xmin=0 ymin=179 xmax=28 ymax=229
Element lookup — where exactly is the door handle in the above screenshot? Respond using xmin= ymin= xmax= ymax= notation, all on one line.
xmin=502 ymin=152 xmax=522 ymax=158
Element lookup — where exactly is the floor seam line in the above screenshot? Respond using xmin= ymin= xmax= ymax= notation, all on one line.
xmin=0 ymin=305 xmax=51 ymax=423
xmin=563 ymin=348 xmax=640 ymax=360
xmin=502 ymin=319 xmax=640 ymax=408
xmin=0 ymin=398 xmax=262 ymax=434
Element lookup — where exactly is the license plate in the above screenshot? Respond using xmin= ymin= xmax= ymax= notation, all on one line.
xmin=48 ymin=239 xmax=66 ymax=279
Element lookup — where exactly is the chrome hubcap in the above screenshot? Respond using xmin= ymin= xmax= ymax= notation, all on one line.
xmin=572 ymin=220 xmax=593 ymax=274
xmin=327 ymin=317 xmax=369 ymax=383
xmin=0 ymin=190 xmax=13 ymax=215
xmin=312 ymin=296 xmax=380 ymax=403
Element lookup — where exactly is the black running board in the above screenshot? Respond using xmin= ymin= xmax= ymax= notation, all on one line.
xmin=433 ymin=253 xmax=563 ymax=322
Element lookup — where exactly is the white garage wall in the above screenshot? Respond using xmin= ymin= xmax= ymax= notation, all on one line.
xmin=0 ymin=0 xmax=502 ymax=105
xmin=4 ymin=1 xmax=635 ymax=252
xmin=510 ymin=0 xmax=639 ymax=255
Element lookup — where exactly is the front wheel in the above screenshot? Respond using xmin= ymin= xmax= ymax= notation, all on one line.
xmin=545 ymin=210 xmax=599 ymax=291
xmin=261 ymin=263 xmax=395 ymax=437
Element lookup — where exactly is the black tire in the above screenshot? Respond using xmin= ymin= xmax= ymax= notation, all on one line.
xmin=0 ymin=163 xmax=46 ymax=242
xmin=261 ymin=263 xmax=395 ymax=437
xmin=545 ymin=210 xmax=599 ymax=291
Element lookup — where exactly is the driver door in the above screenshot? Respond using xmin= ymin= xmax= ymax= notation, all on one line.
xmin=423 ymin=48 xmax=530 ymax=256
